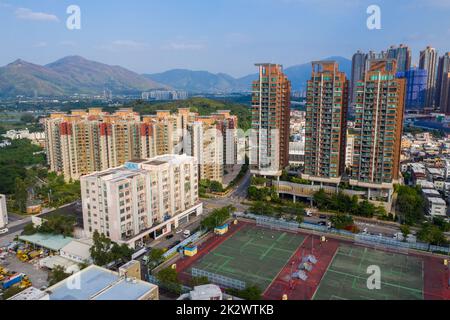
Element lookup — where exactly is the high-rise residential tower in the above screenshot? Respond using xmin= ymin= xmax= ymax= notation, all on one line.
xmin=419 ymin=46 xmax=438 ymax=109
xmin=303 ymin=61 xmax=349 ymax=184
xmin=350 ymin=51 xmax=368 ymax=106
xmin=387 ymin=44 xmax=412 ymax=73
xmin=350 ymin=59 xmax=406 ymax=203
xmin=436 ymin=52 xmax=450 ymax=111
xmin=250 ymin=63 xmax=291 ymax=177
xmin=397 ymin=68 xmax=428 ymax=111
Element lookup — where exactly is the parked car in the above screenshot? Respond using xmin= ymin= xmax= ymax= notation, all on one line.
xmin=318 ymin=221 xmax=327 ymax=226
xmin=175 ymin=229 xmax=183 ymax=234
xmin=183 ymin=230 xmax=191 ymax=238
xmin=319 ymin=215 xmax=327 ymax=220
xmin=165 ymin=234 xmax=174 ymax=240
xmin=0 ymin=228 xmax=8 ymax=235
xmin=305 ymin=210 xmax=313 ymax=217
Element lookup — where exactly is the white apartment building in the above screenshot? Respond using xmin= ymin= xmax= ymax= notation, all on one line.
xmin=426 ymin=197 xmax=447 ymax=217
xmin=80 ymin=154 xmax=202 ymax=248
xmin=0 ymin=194 xmax=7 ymax=229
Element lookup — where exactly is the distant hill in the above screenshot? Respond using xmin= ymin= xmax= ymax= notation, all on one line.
xmin=145 ymin=56 xmax=352 ymax=93
xmin=0 ymin=56 xmax=167 ymax=98
xmin=143 ymin=69 xmax=244 ymax=94
xmin=0 ymin=55 xmax=352 ymax=97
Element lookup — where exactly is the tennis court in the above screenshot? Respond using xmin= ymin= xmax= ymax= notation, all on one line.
xmin=189 ymin=225 xmax=305 ymax=290
xmin=313 ymin=245 xmax=424 ymax=300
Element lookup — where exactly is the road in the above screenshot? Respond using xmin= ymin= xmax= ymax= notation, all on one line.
xmin=149 ymin=171 xmax=252 ymax=251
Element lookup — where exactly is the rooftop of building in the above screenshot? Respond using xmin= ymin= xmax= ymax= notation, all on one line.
xmin=427 ymin=197 xmax=447 ymax=205
xmin=19 ymin=233 xmax=74 ymax=251
xmin=8 ymin=287 xmax=49 ymax=300
xmin=47 ymin=265 xmax=157 ymax=301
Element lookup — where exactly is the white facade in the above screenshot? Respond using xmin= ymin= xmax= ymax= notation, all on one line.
xmin=0 ymin=194 xmax=7 ymax=229
xmin=426 ymin=197 xmax=447 ymax=217
xmin=81 ymin=155 xmax=202 ymax=247
xmin=345 ymin=133 xmax=355 ymax=168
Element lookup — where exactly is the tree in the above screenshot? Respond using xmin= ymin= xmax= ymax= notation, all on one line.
xmin=90 ymin=231 xmax=113 ymax=266
xmin=395 ymin=185 xmax=425 ymax=225
xmin=111 ymin=243 xmax=133 ymax=262
xmin=14 ymin=177 xmax=27 ymax=213
xmin=201 ymin=205 xmax=235 ymax=231
xmin=313 ymin=189 xmax=329 ymax=210
xmin=209 ymin=180 xmax=224 ymax=193
xmin=357 ymin=200 xmax=376 ymax=218
xmin=148 ymin=248 xmax=165 ymax=263
xmin=39 ymin=214 xmax=76 ymax=237
xmin=2 ymin=286 xmax=25 ymax=300
xmin=20 ymin=113 xmax=35 ymax=124
xmin=249 ymin=201 xmax=274 ymax=216
xmin=400 ymin=225 xmax=411 ymax=239
xmin=156 ymin=267 xmax=182 ymax=293
xmin=237 ymin=285 xmax=262 ymax=301
xmin=48 ymin=265 xmax=71 ymax=286
xmin=330 ymin=213 xmax=354 ymax=230
xmin=417 ymin=223 xmax=448 ymax=246
xmin=190 ymin=276 xmax=210 ymax=287
xmin=22 ymin=223 xmax=37 ymax=236
xmin=432 ymin=216 xmax=450 ymax=232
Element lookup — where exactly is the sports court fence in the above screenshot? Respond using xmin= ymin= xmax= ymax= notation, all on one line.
xmin=355 ymin=234 xmax=450 ymax=255
xmin=256 ymin=216 xmax=299 ymax=231
xmin=191 ymin=267 xmax=247 ymax=290
xmin=147 ymin=274 xmax=192 ymax=294
xmin=237 ymin=212 xmax=450 ymax=256
xmin=162 ymin=230 xmax=205 ymax=259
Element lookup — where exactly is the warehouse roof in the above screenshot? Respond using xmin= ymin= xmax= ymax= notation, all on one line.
xmin=19 ymin=233 xmax=74 ymax=251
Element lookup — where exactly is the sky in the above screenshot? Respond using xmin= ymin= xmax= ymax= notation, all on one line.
xmin=1 ymin=0 xmax=450 ymax=77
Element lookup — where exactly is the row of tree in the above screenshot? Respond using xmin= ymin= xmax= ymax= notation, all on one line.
xmin=313 ymin=189 xmax=386 ymax=218
xmin=23 ymin=214 xmax=76 ymax=237
xmin=200 ymin=205 xmax=235 ymax=231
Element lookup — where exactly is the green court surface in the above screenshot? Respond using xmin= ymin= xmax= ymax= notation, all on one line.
xmin=190 ymin=225 xmax=305 ymax=290
xmin=313 ymin=245 xmax=424 ymax=300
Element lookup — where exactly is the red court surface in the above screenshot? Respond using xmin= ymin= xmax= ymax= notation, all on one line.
xmin=174 ymin=220 xmax=449 ymax=300
xmin=422 ymin=254 xmax=450 ymax=300
xmin=263 ymin=234 xmax=339 ymax=300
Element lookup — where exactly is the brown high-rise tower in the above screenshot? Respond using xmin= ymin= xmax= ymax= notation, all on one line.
xmin=250 ymin=63 xmax=291 ymax=176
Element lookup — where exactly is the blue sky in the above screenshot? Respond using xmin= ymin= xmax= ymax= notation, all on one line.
xmin=1 ymin=0 xmax=450 ymax=77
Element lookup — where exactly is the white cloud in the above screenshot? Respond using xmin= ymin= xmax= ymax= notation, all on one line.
xmin=163 ymin=41 xmax=206 ymax=51
xmin=59 ymin=41 xmax=77 ymax=47
xmin=33 ymin=41 xmax=47 ymax=48
xmin=15 ymin=7 xmax=59 ymax=22
xmin=111 ymin=40 xmax=148 ymax=49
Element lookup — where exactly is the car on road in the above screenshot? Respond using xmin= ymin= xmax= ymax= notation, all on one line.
xmin=165 ymin=234 xmax=174 ymax=240
xmin=319 ymin=215 xmax=327 ymax=220
xmin=175 ymin=229 xmax=183 ymax=234
xmin=183 ymin=230 xmax=191 ymax=238
xmin=318 ymin=221 xmax=327 ymax=226
xmin=305 ymin=210 xmax=313 ymax=217
xmin=0 ymin=228 xmax=8 ymax=235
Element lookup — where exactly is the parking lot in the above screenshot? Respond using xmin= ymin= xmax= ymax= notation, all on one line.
xmin=1 ymin=252 xmax=49 ymax=290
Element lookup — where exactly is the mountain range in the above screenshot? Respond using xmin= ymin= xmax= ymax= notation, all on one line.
xmin=0 ymin=56 xmax=166 ymax=98
xmin=0 ymin=55 xmax=351 ymax=97
xmin=144 ymin=56 xmax=352 ymax=93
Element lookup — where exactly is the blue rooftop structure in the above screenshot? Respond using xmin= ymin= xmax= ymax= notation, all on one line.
xmin=47 ymin=265 xmax=158 ymax=300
